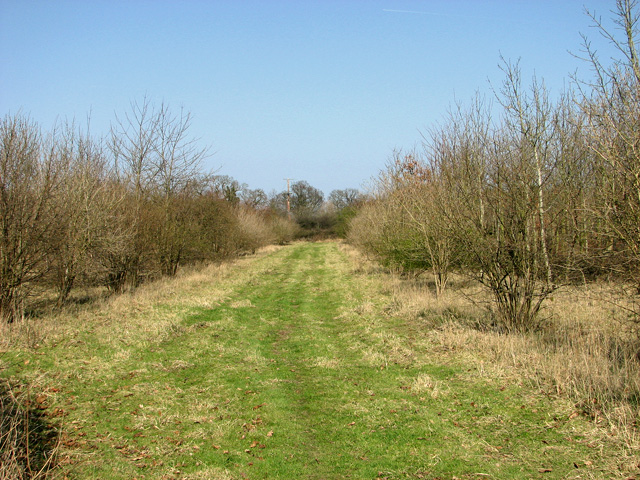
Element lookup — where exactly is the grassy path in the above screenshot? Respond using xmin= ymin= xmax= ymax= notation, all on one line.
xmin=4 ymin=242 xmax=616 ymax=479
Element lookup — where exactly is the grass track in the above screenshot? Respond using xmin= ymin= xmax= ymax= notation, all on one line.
xmin=2 ymin=242 xmax=622 ymax=479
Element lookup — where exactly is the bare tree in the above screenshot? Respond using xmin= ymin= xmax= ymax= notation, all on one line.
xmin=579 ymin=0 xmax=640 ymax=301
xmin=496 ymin=58 xmax=555 ymax=287
xmin=290 ymin=181 xmax=324 ymax=213
xmin=51 ymin=121 xmax=112 ymax=305
xmin=328 ymin=188 xmax=362 ymax=211
xmin=109 ymin=96 xmax=160 ymax=289
xmin=109 ymin=98 xmax=209 ymax=280
xmin=0 ymin=114 xmax=62 ymax=321
xmin=240 ymin=187 xmax=268 ymax=209
xmin=390 ymin=152 xmax=453 ymax=296
xmin=433 ymin=80 xmax=563 ymax=331
xmin=151 ymin=103 xmax=208 ymax=276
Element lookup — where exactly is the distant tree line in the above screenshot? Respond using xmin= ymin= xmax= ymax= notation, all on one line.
xmin=348 ymin=0 xmax=640 ymax=332
xmin=268 ymin=181 xmax=364 ymax=237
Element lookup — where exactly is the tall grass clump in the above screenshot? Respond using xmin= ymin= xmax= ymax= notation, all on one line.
xmin=369 ymin=255 xmax=640 ymax=450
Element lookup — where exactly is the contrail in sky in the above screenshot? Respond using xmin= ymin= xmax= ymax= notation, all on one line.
xmin=382 ymin=8 xmax=492 ymax=21
xmin=382 ymin=8 xmax=452 ymax=17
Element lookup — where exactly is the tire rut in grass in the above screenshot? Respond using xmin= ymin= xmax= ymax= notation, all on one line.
xmin=216 ymin=243 xmax=362 ymax=474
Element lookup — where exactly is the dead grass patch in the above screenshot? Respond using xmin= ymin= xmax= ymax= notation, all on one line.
xmin=312 ymin=356 xmax=341 ymax=369
xmin=410 ymin=373 xmax=448 ymax=399
xmin=1 ymin=245 xmax=284 ymax=352
xmin=230 ymin=299 xmax=254 ymax=309
xmin=340 ymin=242 xmax=640 ymax=460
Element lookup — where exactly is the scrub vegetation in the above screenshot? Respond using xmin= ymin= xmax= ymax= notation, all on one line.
xmin=2 ymin=1 xmax=640 ymax=478
xmin=349 ymin=0 xmax=640 ymax=334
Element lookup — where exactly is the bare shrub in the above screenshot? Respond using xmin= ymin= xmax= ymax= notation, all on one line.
xmin=234 ymin=207 xmax=276 ymax=253
xmin=49 ymin=121 xmax=113 ymax=305
xmin=578 ymin=0 xmax=640 ymax=325
xmin=0 ymin=377 xmax=59 ymax=479
xmin=0 ymin=114 xmax=64 ymax=322
xmin=268 ymin=214 xmax=300 ymax=245
xmin=388 ymin=152 xmax=455 ymax=296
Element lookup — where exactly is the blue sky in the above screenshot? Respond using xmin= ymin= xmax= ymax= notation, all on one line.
xmin=0 ymin=0 xmax=617 ymax=196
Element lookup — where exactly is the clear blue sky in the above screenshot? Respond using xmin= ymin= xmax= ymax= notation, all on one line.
xmin=0 ymin=0 xmax=618 ymax=196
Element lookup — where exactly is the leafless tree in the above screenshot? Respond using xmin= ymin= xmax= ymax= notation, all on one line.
xmin=579 ymin=0 xmax=640 ymax=303
xmin=328 ymin=188 xmax=362 ymax=211
xmin=392 ymin=153 xmax=453 ymax=297
xmin=109 ymin=96 xmax=160 ymax=289
xmin=0 ymin=114 xmax=63 ymax=321
xmin=240 ymin=187 xmax=268 ymax=209
xmin=151 ymin=103 xmax=209 ymax=276
xmin=432 ymin=79 xmax=565 ymax=331
xmin=109 ymin=98 xmax=209 ymax=281
xmin=50 ymin=121 xmax=112 ymax=305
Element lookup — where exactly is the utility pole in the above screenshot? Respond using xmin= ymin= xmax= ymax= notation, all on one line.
xmin=284 ymin=178 xmax=293 ymax=218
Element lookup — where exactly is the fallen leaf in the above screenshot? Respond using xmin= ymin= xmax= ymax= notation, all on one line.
xmin=266 ymin=430 xmax=274 ymax=437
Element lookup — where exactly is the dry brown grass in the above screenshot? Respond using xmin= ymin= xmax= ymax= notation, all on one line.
xmin=0 ymin=246 xmax=286 ymax=479
xmin=341 ymin=241 xmax=640 ymax=456
xmin=0 ymin=245 xmax=283 ymax=353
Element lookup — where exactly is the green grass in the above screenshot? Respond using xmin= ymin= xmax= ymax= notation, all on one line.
xmin=1 ymin=242 xmax=626 ymax=479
